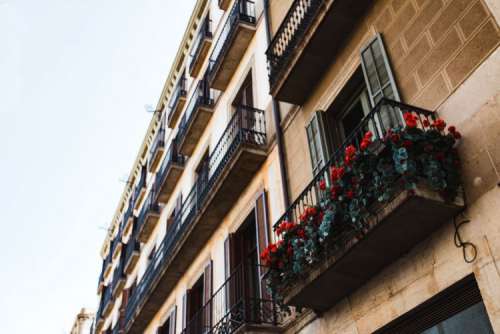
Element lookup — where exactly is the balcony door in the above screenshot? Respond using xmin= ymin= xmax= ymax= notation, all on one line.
xmin=183 ymin=262 xmax=212 ymax=334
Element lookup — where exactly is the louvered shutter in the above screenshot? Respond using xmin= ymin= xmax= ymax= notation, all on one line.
xmin=169 ymin=306 xmax=177 ymax=334
xmin=306 ymin=111 xmax=330 ymax=177
xmin=361 ymin=34 xmax=402 ymax=130
xmin=254 ymin=191 xmax=271 ymax=301
xmin=203 ymin=261 xmax=213 ymax=332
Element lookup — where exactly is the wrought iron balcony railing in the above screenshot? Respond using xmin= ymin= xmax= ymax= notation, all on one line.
xmin=208 ymin=0 xmax=256 ymax=88
xmin=154 ymin=139 xmax=185 ymax=204
xmin=177 ymin=79 xmax=215 ymax=155
xmin=148 ymin=119 xmax=166 ymax=172
xmin=168 ymin=75 xmax=188 ymax=126
xmin=270 ymin=99 xmax=464 ymax=311
xmin=122 ymin=196 xmax=135 ymax=239
xmin=181 ymin=263 xmax=282 ymax=334
xmin=124 ymin=223 xmax=141 ymax=274
xmin=111 ymin=247 xmax=126 ymax=297
xmin=189 ymin=16 xmax=213 ymax=76
xmin=101 ymin=284 xmax=114 ymax=317
xmin=125 ymin=106 xmax=267 ymax=331
xmin=266 ymin=0 xmax=324 ymax=88
xmin=133 ymin=166 xmax=147 ymax=210
xmin=136 ymin=188 xmax=161 ymax=242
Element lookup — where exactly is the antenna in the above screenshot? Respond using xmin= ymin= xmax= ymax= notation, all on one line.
xmin=144 ymin=104 xmax=162 ymax=114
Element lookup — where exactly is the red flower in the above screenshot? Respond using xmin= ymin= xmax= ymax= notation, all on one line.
xmin=453 ymin=131 xmax=462 ymax=139
xmin=403 ymin=112 xmax=418 ymax=128
xmin=346 ymin=190 xmax=354 ymax=199
xmin=432 ymin=119 xmax=446 ymax=131
xmin=423 ymin=119 xmax=430 ymax=128
xmin=364 ymin=131 xmax=373 ymax=139
xmin=306 ymin=207 xmax=317 ymax=217
xmin=330 ymin=166 xmax=345 ymax=182
xmin=390 ymin=133 xmax=400 ymax=143
xmin=448 ymin=126 xmax=456 ymax=133
xmin=269 ymin=243 xmax=278 ymax=253
xmin=402 ymin=140 xmax=413 ymax=148
xmin=296 ymin=228 xmax=306 ymax=239
xmin=360 ymin=139 xmax=370 ymax=151
xmin=345 ymin=145 xmax=356 ymax=157
xmin=319 ymin=179 xmax=326 ymax=190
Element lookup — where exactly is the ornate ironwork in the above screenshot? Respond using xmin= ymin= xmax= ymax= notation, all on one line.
xmin=124 ymin=106 xmax=267 ymax=331
xmin=266 ymin=0 xmax=324 ymax=87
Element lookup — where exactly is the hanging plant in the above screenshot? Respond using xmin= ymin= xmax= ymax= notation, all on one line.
xmin=262 ymin=114 xmax=462 ymax=303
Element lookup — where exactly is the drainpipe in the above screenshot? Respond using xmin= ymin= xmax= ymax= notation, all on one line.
xmin=263 ymin=0 xmax=290 ymax=209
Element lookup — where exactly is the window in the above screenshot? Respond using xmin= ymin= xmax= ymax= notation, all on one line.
xmin=305 ymin=33 xmax=400 ymax=178
xmin=375 ymin=275 xmax=494 ymax=334
xmin=233 ymin=73 xmax=253 ymax=108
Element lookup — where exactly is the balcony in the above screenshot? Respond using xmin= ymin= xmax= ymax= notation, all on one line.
xmin=111 ymin=234 xmax=123 ymax=261
xmin=218 ymin=0 xmax=232 ymax=11
xmin=167 ymin=75 xmax=188 ymax=128
xmin=189 ymin=17 xmax=213 ymax=78
xmin=122 ymin=198 xmax=135 ymax=240
xmin=265 ymin=99 xmax=464 ymax=312
xmin=177 ymin=80 xmax=215 ymax=156
xmin=103 ymin=251 xmax=113 ymax=280
xmin=154 ymin=140 xmax=185 ymax=204
xmin=95 ymin=300 xmax=105 ymax=333
xmin=136 ymin=190 xmax=161 ymax=243
xmin=124 ymin=106 xmax=267 ymax=334
xmin=112 ymin=250 xmax=126 ymax=298
xmin=266 ymin=0 xmax=372 ymax=104
xmin=97 ymin=260 xmax=106 ymax=294
xmin=102 ymin=285 xmax=115 ymax=318
xmin=148 ymin=122 xmax=166 ymax=173
xmin=208 ymin=0 xmax=256 ymax=91
xmin=124 ymin=224 xmax=141 ymax=275
xmin=182 ymin=264 xmax=283 ymax=334
xmin=133 ymin=166 xmax=147 ymax=211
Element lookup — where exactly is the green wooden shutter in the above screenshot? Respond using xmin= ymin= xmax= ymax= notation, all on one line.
xmin=361 ymin=34 xmax=402 ymax=129
xmin=306 ymin=111 xmax=330 ymax=177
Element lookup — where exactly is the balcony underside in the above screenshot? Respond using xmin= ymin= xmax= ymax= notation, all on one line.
xmin=134 ymin=188 xmax=147 ymax=211
xmin=103 ymin=300 xmax=115 ymax=318
xmin=156 ymin=164 xmax=184 ymax=204
xmin=124 ymin=251 xmax=140 ymax=275
xmin=103 ymin=264 xmax=112 ymax=281
xmin=113 ymin=278 xmax=126 ymax=299
xmin=218 ymin=0 xmax=231 ymax=11
xmin=190 ymin=38 xmax=212 ymax=78
xmin=149 ymin=147 xmax=165 ymax=173
xmin=271 ymin=0 xmax=372 ymax=104
xmin=167 ymin=96 xmax=187 ymax=128
xmin=126 ymin=145 xmax=267 ymax=334
xmin=112 ymin=244 xmax=122 ymax=261
xmin=122 ymin=217 xmax=134 ymax=241
xmin=284 ymin=184 xmax=464 ymax=312
xmin=137 ymin=213 xmax=161 ymax=243
xmin=178 ymin=105 xmax=214 ymax=156
xmin=210 ymin=23 xmax=256 ymax=91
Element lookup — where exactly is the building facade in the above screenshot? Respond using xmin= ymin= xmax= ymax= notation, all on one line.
xmin=70 ymin=308 xmax=94 ymax=334
xmin=93 ymin=0 xmax=500 ymax=333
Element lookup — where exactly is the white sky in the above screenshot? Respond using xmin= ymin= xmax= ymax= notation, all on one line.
xmin=0 ymin=0 xmax=196 ymax=332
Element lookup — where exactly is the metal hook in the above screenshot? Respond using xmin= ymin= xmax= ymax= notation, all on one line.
xmin=453 ymin=215 xmax=477 ymax=263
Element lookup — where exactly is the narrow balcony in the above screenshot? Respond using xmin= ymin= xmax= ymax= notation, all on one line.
xmin=167 ymin=75 xmax=188 ymax=128
xmin=111 ymin=234 xmax=122 ymax=261
xmin=103 ymin=251 xmax=113 ymax=281
xmin=264 ymin=99 xmax=464 ymax=312
xmin=97 ymin=262 xmax=105 ymax=294
xmin=133 ymin=166 xmax=147 ymax=211
xmin=122 ymin=197 xmax=135 ymax=240
xmin=136 ymin=189 xmax=161 ymax=243
xmin=95 ymin=300 xmax=105 ymax=333
xmin=218 ymin=0 xmax=232 ymax=11
xmin=101 ymin=284 xmax=115 ymax=318
xmin=124 ymin=106 xmax=267 ymax=334
xmin=189 ymin=17 xmax=213 ymax=78
xmin=177 ymin=80 xmax=215 ymax=156
xmin=266 ymin=0 xmax=372 ymax=104
xmin=148 ymin=123 xmax=166 ymax=173
xmin=124 ymin=224 xmax=141 ymax=275
xmin=181 ymin=263 xmax=283 ymax=334
xmin=154 ymin=140 xmax=185 ymax=204
xmin=208 ymin=0 xmax=256 ymax=91
xmin=112 ymin=250 xmax=126 ymax=298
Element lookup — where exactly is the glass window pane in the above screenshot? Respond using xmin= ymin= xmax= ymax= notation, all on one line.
xmin=372 ymin=41 xmax=390 ymax=88
xmin=362 ymin=48 xmax=381 ymax=95
xmin=421 ymin=302 xmax=494 ymax=334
